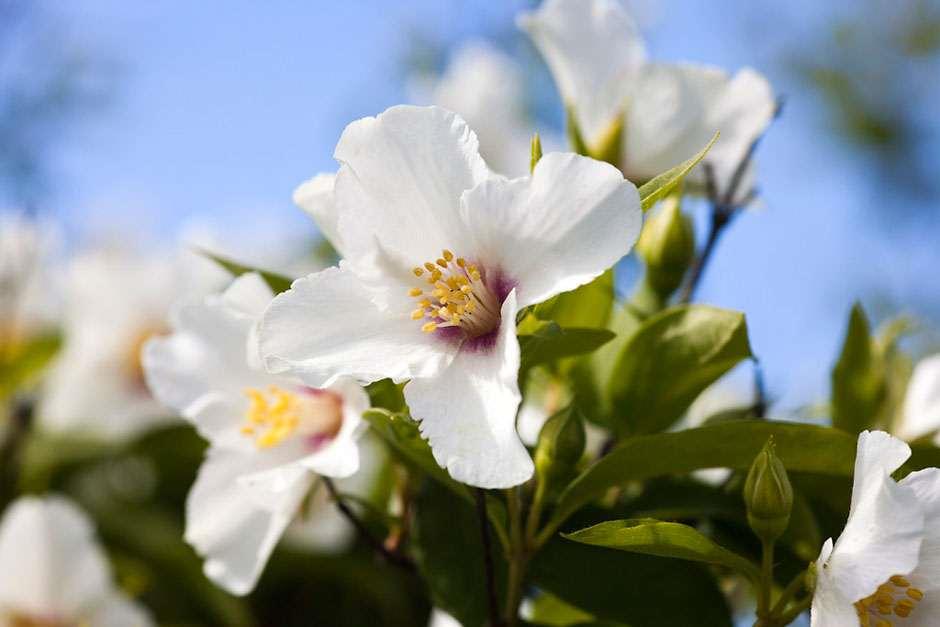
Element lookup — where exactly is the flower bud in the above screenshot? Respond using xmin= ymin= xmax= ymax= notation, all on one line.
xmin=635 ymin=194 xmax=694 ymax=298
xmin=534 ymin=405 xmax=586 ymax=498
xmin=744 ymin=437 xmax=793 ymax=543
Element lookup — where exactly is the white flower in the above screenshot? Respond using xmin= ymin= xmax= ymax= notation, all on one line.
xmin=0 ymin=495 xmax=153 ymax=627
xmin=811 ymin=430 xmax=940 ymax=626
xmin=0 ymin=213 xmax=60 ymax=344
xmin=897 ymin=354 xmax=940 ymax=444
xmin=38 ymin=241 xmax=228 ymax=442
xmin=428 ymin=608 xmax=461 ymax=627
xmin=518 ymin=0 xmax=777 ymax=201
xmin=260 ymin=105 xmax=641 ymax=489
xmin=410 ymin=41 xmax=541 ymax=178
xmin=143 ymin=272 xmax=369 ymax=595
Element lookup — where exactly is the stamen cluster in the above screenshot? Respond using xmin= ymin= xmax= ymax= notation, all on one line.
xmin=854 ymin=574 xmax=924 ymax=625
xmin=410 ymin=249 xmax=500 ymax=339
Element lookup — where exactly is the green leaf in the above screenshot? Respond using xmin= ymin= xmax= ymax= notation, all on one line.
xmin=608 ymin=305 xmax=752 ymax=435
xmin=546 ymin=421 xmax=857 ymax=537
xmin=0 ymin=332 xmax=62 ymax=399
xmin=530 ymin=537 xmax=731 ymax=627
xmin=564 ymin=519 xmax=760 ymax=581
xmin=638 ymin=132 xmax=719 ymax=211
xmin=533 ymin=270 xmax=614 ymax=330
xmin=519 ymin=321 xmax=615 ymax=376
xmin=568 ymin=304 xmax=642 ymax=426
xmin=197 ymin=248 xmax=295 ymax=294
xmin=528 ymin=592 xmax=596 ymax=626
xmin=411 ymin=480 xmax=505 ymax=627
xmin=831 ymin=303 xmax=886 ymax=433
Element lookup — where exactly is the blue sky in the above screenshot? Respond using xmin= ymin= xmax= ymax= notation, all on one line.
xmin=43 ymin=1 xmax=939 ymax=413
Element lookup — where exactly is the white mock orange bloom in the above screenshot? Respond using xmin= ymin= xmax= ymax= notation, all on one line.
xmin=144 ymin=272 xmax=368 ymax=594
xmin=260 ymin=105 xmax=641 ymax=489
xmin=0 ymin=496 xmax=153 ymax=627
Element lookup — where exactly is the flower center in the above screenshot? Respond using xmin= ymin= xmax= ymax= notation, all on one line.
xmin=240 ymin=385 xmax=342 ymax=450
xmin=409 ymin=249 xmax=500 ymax=339
xmin=854 ymin=574 xmax=925 ymax=625
xmin=125 ymin=323 xmax=167 ymax=391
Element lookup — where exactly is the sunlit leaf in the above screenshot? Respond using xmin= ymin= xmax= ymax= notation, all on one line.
xmin=564 ymin=518 xmax=760 ymax=581
xmin=638 ymin=132 xmax=719 ymax=211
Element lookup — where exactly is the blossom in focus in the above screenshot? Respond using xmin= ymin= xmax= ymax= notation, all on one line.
xmin=811 ymin=430 xmax=940 ymax=626
xmin=260 ymin=105 xmax=641 ymax=489
xmin=0 ymin=495 xmax=153 ymax=627
xmin=144 ymin=272 xmax=369 ymax=594
xmin=39 ymin=244 xmax=223 ymax=442
xmin=518 ymin=0 xmax=777 ymax=202
xmin=896 ymin=353 xmax=940 ymax=444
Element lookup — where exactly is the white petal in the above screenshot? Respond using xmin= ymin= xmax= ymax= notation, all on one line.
xmin=293 ymin=173 xmax=345 ymax=256
xmin=902 ymin=468 xmax=940 ymax=587
xmin=86 ymin=594 xmax=154 ymax=627
xmin=220 ymin=271 xmax=275 ymax=319
xmin=825 ymin=431 xmax=923 ymax=606
xmin=849 ymin=430 xmax=912 ymax=512
xmin=429 ymin=608 xmax=462 ymax=627
xmin=900 ymin=353 xmax=940 ymax=442
xmin=185 ymin=448 xmax=313 ymax=595
xmin=260 ymin=265 xmax=455 ymax=386
xmin=625 ymin=63 xmax=775 ymax=198
xmin=811 ymin=538 xmax=860 ymax=627
xmin=459 ymin=152 xmax=641 ymax=308
xmin=332 ymin=105 xmax=489 ymax=265
xmin=0 ymin=496 xmax=111 ymax=619
xmin=300 ymin=377 xmax=369 ymax=478
xmin=143 ymin=295 xmax=259 ymax=419
xmin=405 ymin=291 xmax=533 ymax=488
xmin=518 ymin=0 xmax=646 ymax=146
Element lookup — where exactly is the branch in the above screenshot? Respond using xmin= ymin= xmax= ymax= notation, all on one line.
xmin=476 ymin=488 xmax=503 ymax=627
xmin=322 ymin=477 xmax=415 ymax=571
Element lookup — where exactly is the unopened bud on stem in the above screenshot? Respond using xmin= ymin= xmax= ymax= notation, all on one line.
xmin=534 ymin=405 xmax=586 ymax=499
xmin=744 ymin=437 xmax=793 ymax=543
xmin=636 ymin=194 xmax=694 ymax=298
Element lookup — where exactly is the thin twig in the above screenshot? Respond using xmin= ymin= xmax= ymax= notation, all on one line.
xmin=680 ymin=99 xmax=785 ymax=304
xmin=322 ymin=477 xmax=415 ymax=571
xmin=476 ymin=488 xmax=502 ymax=627
xmin=752 ymin=358 xmax=768 ymax=418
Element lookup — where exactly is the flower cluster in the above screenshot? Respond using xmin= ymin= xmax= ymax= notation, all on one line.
xmin=0 ymin=2 xmax=937 ymax=627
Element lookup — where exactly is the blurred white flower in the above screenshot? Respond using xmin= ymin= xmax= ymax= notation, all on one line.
xmin=143 ymin=272 xmax=369 ymax=594
xmin=0 ymin=495 xmax=153 ymax=627
xmin=519 ymin=0 xmax=777 ymax=202
xmin=811 ymin=430 xmax=940 ymax=626
xmin=428 ymin=608 xmax=461 ymax=627
xmin=897 ymin=353 xmax=940 ymax=444
xmin=410 ymin=42 xmax=538 ymax=178
xmin=0 ymin=212 xmax=61 ymax=345
xmin=260 ymin=105 xmax=641 ymax=489
xmin=39 ymin=243 xmax=223 ymax=442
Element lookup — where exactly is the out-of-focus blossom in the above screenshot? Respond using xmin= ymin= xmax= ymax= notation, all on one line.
xmin=519 ymin=0 xmax=776 ymax=202
xmin=39 ymin=246 xmax=192 ymax=441
xmin=0 ymin=213 xmax=60 ymax=348
xmin=144 ymin=272 xmax=368 ymax=594
xmin=897 ymin=353 xmax=940 ymax=444
xmin=410 ymin=42 xmax=538 ymax=178
xmin=428 ymin=608 xmax=461 ymax=627
xmin=0 ymin=495 xmax=153 ymax=627
xmin=260 ymin=105 xmax=641 ymax=489
xmin=811 ymin=430 xmax=940 ymax=626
